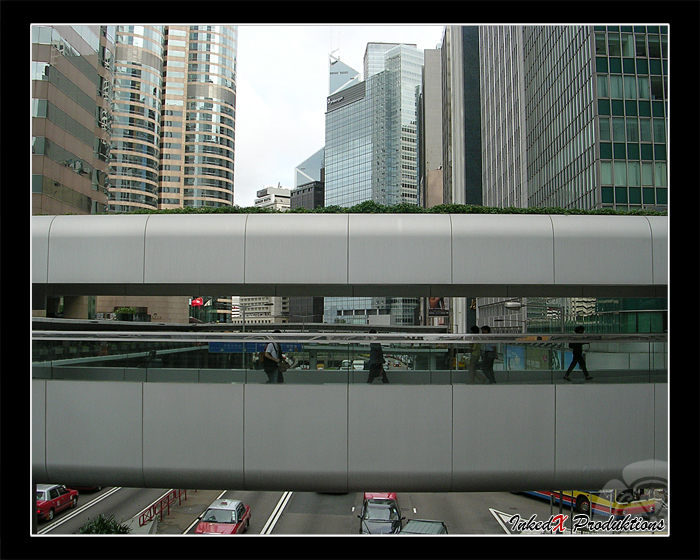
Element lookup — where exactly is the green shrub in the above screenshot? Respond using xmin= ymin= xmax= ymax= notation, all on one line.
xmin=78 ymin=514 xmax=132 ymax=534
xmin=101 ymin=202 xmax=666 ymax=217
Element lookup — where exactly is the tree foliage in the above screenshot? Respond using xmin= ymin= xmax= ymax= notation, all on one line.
xmin=107 ymin=202 xmax=665 ymax=217
xmin=78 ymin=514 xmax=132 ymax=534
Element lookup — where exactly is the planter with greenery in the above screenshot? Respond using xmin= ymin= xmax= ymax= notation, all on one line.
xmin=78 ymin=514 xmax=132 ymax=534
xmin=114 ymin=306 xmax=137 ymax=321
xmin=110 ymin=201 xmax=665 ymax=217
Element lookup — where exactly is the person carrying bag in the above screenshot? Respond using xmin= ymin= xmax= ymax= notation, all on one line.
xmin=263 ymin=330 xmax=286 ymax=383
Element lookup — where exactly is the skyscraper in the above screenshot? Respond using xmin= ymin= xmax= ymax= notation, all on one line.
xmin=441 ymin=26 xmax=482 ymax=207
xmin=32 ymin=25 xmax=116 ymax=318
xmin=32 ymin=25 xmax=115 ymax=216
xmin=109 ymin=25 xmax=165 ymax=212
xmin=108 ymin=25 xmax=238 ymax=212
xmin=450 ymin=25 xmax=669 ymax=333
xmin=324 ymin=43 xmax=424 ymax=325
xmin=325 ymin=43 xmax=424 ymax=208
xmin=476 ymin=25 xmax=668 ymax=212
xmin=329 ymin=53 xmax=360 ymax=95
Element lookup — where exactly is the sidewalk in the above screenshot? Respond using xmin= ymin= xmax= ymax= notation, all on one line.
xmin=127 ymin=489 xmax=223 ymax=535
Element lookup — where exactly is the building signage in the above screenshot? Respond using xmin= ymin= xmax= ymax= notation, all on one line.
xmin=325 ymin=81 xmax=365 ymax=113
xmin=209 ymin=342 xmax=302 ymax=353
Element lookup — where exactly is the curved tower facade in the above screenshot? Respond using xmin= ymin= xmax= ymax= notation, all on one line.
xmin=109 ymin=25 xmax=165 ymax=212
xmin=173 ymin=25 xmax=237 ymax=209
xmin=108 ymin=25 xmax=237 ymax=212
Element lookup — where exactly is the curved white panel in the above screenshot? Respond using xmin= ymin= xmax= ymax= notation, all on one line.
xmin=451 ymin=214 xmax=554 ymax=285
xmin=244 ymin=214 xmax=349 ymax=285
xmin=551 ymin=215 xmax=653 ymax=286
xmin=35 ymin=380 xmax=667 ymax=492
xmin=348 ymin=214 xmax=452 ymax=285
xmin=32 ymin=216 xmax=55 ymax=284
xmin=47 ymin=215 xmax=149 ymax=284
xmin=646 ymin=216 xmax=668 ymax=285
xmin=32 ymin=214 xmax=667 ymax=296
xmin=144 ymin=214 xmax=247 ymax=284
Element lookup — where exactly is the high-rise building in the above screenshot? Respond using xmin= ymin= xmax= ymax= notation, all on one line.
xmin=476 ymin=24 xmax=668 ymax=212
xmin=104 ymin=25 xmax=238 ymax=322
xmin=108 ymin=25 xmax=237 ymax=212
xmin=294 ymin=147 xmax=325 ymax=187
xmin=34 ymin=25 xmax=238 ymax=321
xmin=32 ymin=25 xmax=117 ymax=318
xmin=448 ymin=25 xmax=669 ymax=333
xmin=329 ymin=54 xmax=360 ymax=95
xmin=324 ymin=43 xmax=424 ymax=325
xmin=441 ymin=26 xmax=483 ymax=207
xmin=32 ymin=25 xmax=115 ymax=216
xmin=418 ymin=48 xmax=444 ymax=209
xmin=108 ymin=25 xmax=166 ymax=212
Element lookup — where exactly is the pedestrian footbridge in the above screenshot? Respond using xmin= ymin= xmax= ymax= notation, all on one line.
xmin=32 ymin=331 xmax=668 ymax=493
xmin=32 ymin=213 xmax=667 ymax=299
xmin=31 ymin=213 xmax=668 ymax=493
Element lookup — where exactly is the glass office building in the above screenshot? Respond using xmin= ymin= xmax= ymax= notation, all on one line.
xmin=478 ymin=25 xmax=668 ymax=212
xmin=32 ymin=25 xmax=115 ymax=215
xmin=591 ymin=25 xmax=667 ymax=210
xmin=324 ymin=44 xmax=424 ymax=325
xmin=475 ymin=25 xmax=668 ymax=333
xmin=175 ymin=25 xmax=237 ymax=209
xmin=108 ymin=25 xmax=237 ymax=212
xmin=109 ymin=25 xmax=166 ymax=212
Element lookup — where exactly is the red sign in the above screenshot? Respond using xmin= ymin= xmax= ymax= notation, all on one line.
xmin=191 ymin=297 xmax=203 ymax=307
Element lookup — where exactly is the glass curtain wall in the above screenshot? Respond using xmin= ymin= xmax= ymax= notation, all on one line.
xmin=594 ymin=25 xmax=668 ymax=210
xmin=109 ymin=25 xmax=165 ymax=212
xmin=32 ymin=25 xmax=114 ymax=215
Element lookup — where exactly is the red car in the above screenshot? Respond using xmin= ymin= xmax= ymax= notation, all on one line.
xmin=195 ymin=498 xmax=251 ymax=534
xmin=36 ymin=484 xmax=79 ymax=521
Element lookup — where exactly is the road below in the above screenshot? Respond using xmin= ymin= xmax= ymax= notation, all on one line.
xmin=36 ymin=488 xmax=665 ymax=536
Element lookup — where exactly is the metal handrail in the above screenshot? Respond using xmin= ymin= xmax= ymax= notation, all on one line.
xmin=32 ymin=331 xmax=667 ymax=344
xmin=139 ymin=489 xmax=188 ymax=526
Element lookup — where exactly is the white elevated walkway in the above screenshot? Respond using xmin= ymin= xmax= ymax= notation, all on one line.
xmin=32 ymin=213 xmax=667 ymax=298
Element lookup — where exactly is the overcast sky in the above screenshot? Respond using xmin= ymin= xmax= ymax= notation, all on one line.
xmin=233 ymin=24 xmax=445 ymax=207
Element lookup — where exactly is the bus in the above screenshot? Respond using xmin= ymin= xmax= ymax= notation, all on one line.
xmin=524 ymin=490 xmax=656 ymax=518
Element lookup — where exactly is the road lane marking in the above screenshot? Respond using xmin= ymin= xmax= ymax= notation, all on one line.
xmin=260 ymin=491 xmax=293 ymax=535
xmin=183 ymin=490 xmax=227 ymax=534
xmin=133 ymin=489 xmax=176 ymax=519
xmin=37 ymin=487 xmax=122 ymax=534
xmin=489 ymin=508 xmax=513 ymax=534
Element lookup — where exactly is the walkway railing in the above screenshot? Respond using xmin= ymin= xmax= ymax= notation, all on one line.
xmin=138 ymin=489 xmax=189 ymax=527
xmin=32 ymin=331 xmax=667 ymax=385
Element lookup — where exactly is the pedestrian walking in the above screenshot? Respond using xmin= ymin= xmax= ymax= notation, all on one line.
xmin=366 ymin=329 xmax=389 ymax=383
xmin=480 ymin=325 xmax=497 ymax=384
xmin=263 ymin=330 xmax=286 ymax=383
xmin=563 ymin=326 xmax=593 ymax=381
xmin=468 ymin=325 xmax=487 ymax=384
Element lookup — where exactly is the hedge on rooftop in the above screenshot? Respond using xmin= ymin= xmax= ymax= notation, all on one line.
xmin=118 ymin=200 xmax=665 ymax=216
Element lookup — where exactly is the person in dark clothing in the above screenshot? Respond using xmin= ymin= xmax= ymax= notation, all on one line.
xmin=480 ymin=325 xmax=497 ymax=384
xmin=563 ymin=325 xmax=593 ymax=381
xmin=366 ymin=329 xmax=389 ymax=383
xmin=263 ymin=330 xmax=285 ymax=383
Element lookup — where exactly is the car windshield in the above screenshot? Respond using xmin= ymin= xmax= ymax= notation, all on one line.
xmin=363 ymin=501 xmax=399 ymax=521
xmin=36 ymin=491 xmax=47 ymax=501
xmin=202 ymin=508 xmax=236 ymax=524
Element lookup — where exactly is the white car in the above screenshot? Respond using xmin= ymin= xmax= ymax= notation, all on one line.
xmin=340 ymin=360 xmax=366 ymax=371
